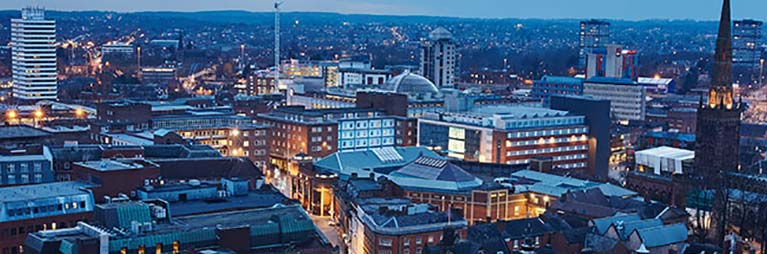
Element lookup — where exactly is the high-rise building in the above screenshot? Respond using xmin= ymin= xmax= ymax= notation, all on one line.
xmin=420 ymin=27 xmax=457 ymax=89
xmin=586 ymin=44 xmax=639 ymax=81
xmin=693 ymin=0 xmax=740 ymax=244
xmin=733 ymin=19 xmax=763 ymax=69
xmin=11 ymin=7 xmax=57 ymax=102
xmin=578 ymin=20 xmax=610 ymax=68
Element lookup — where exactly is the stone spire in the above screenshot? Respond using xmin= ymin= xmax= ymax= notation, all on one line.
xmin=707 ymin=0 xmax=735 ymax=108
xmin=712 ymin=0 xmax=732 ymax=86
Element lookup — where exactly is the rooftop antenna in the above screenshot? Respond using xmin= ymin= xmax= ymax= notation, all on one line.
xmin=273 ymin=1 xmax=283 ymax=94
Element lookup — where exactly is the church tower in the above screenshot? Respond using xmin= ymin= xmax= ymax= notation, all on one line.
xmin=693 ymin=0 xmax=741 ymax=183
xmin=693 ymin=0 xmax=741 ymax=246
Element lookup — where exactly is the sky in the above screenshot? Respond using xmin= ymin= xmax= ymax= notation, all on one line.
xmin=3 ymin=0 xmax=766 ymax=21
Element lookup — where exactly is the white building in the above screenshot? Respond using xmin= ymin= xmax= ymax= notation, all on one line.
xmin=101 ymin=42 xmax=135 ymax=55
xmin=634 ymin=146 xmax=694 ymax=175
xmin=11 ymin=7 xmax=57 ymax=101
xmin=420 ymin=27 xmax=457 ymax=89
xmin=337 ymin=68 xmax=391 ymax=88
xmin=583 ymin=77 xmax=646 ymax=121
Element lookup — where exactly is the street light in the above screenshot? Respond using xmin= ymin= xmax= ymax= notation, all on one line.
xmin=6 ymin=110 xmax=17 ymax=124
xmin=75 ymin=108 xmax=84 ymax=118
xmin=33 ymin=109 xmax=44 ymax=118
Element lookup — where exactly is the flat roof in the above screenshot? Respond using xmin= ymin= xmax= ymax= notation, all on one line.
xmin=0 ymin=125 xmax=51 ymax=140
xmin=74 ymin=159 xmax=157 ymax=172
xmin=0 ymin=181 xmax=93 ymax=203
xmin=168 ymin=189 xmax=291 ymax=217
xmin=635 ymin=146 xmax=695 ymax=160
xmin=468 ymin=105 xmax=570 ymax=118
xmin=150 ymin=205 xmax=310 ymax=235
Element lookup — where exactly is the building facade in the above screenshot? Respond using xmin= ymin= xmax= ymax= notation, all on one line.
xmin=583 ymin=77 xmax=646 ymax=121
xmin=0 ymin=145 xmax=54 ymax=186
xmin=418 ymin=105 xmax=590 ymax=171
xmin=11 ymin=7 xmax=57 ymax=102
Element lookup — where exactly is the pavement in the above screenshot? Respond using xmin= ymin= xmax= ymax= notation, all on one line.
xmin=311 ymin=215 xmax=345 ymax=254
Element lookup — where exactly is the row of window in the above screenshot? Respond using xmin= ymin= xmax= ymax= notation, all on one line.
xmin=1 ymin=173 xmax=44 ymax=185
xmin=507 ymin=127 xmax=587 ymax=138
xmin=3 ymin=162 xmax=45 ymax=173
xmin=6 ymin=201 xmax=87 ymax=217
xmin=506 ymin=145 xmax=588 ymax=157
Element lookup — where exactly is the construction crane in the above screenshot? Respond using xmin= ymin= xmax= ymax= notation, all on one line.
xmin=273 ymin=1 xmax=283 ymax=94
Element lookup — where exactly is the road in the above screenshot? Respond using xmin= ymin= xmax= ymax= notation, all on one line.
xmin=311 ymin=215 xmax=345 ymax=254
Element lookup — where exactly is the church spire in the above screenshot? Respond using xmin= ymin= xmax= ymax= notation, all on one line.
xmin=712 ymin=0 xmax=733 ymax=88
xmin=708 ymin=0 xmax=734 ymax=108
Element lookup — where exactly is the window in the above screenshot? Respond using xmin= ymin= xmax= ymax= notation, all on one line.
xmin=378 ymin=238 xmax=392 ymax=247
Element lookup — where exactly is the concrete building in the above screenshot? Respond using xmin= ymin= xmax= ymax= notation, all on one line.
xmin=0 ymin=181 xmax=95 ymax=253
xmin=418 ymin=105 xmax=590 ymax=171
xmin=583 ymin=77 xmax=646 ymax=121
xmin=420 ymin=27 xmax=457 ymax=89
xmin=634 ymin=146 xmax=694 ymax=175
xmin=0 ymin=145 xmax=54 ymax=186
xmin=11 ymin=7 xmax=57 ymax=102
xmin=578 ymin=20 xmax=610 ymax=68
xmin=585 ymin=45 xmax=638 ymax=81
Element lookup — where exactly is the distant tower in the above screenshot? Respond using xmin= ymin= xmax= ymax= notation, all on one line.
xmin=733 ymin=19 xmax=763 ymax=84
xmin=11 ymin=7 xmax=57 ymax=102
xmin=273 ymin=1 xmax=283 ymax=93
xmin=693 ymin=0 xmax=740 ymax=245
xmin=420 ymin=27 xmax=457 ymax=89
xmin=579 ymin=20 xmax=610 ymax=69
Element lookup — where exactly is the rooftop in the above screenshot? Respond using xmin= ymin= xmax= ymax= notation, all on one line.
xmin=510 ymin=170 xmax=636 ymax=197
xmin=74 ymin=159 xmax=158 ymax=172
xmin=0 ymin=181 xmax=93 ymax=203
xmin=0 ymin=125 xmax=51 ymax=140
xmin=635 ymin=146 xmax=694 ymax=160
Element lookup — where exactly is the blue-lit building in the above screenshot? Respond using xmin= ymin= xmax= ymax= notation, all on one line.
xmin=531 ymin=76 xmax=584 ymax=105
xmin=0 ymin=145 xmax=54 ymax=186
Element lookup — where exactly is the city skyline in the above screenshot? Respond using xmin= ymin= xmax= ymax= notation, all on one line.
xmin=3 ymin=0 xmax=767 ymax=21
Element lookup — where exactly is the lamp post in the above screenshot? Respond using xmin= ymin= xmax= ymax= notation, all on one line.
xmin=760 ymin=58 xmax=765 ymax=86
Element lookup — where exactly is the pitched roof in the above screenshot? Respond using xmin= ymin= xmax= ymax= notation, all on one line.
xmin=633 ymin=223 xmax=688 ymax=248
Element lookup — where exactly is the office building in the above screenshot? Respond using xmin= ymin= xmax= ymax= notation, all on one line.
xmin=583 ymin=77 xmax=646 ymax=121
xmin=420 ymin=27 xmax=457 ymax=89
xmin=550 ymin=95 xmax=611 ymax=180
xmin=578 ymin=20 xmax=610 ymax=68
xmin=258 ymin=106 xmax=415 ymax=170
xmin=0 ymin=145 xmax=54 ymax=186
xmin=531 ymin=76 xmax=584 ymax=105
xmin=585 ymin=44 xmax=638 ymax=81
xmin=139 ymin=67 xmax=176 ymax=85
xmin=0 ymin=181 xmax=95 ymax=253
xmin=11 ymin=7 xmax=57 ymax=102
xmin=100 ymin=42 xmax=134 ymax=56
xmin=733 ymin=19 xmax=763 ymax=69
xmin=418 ymin=105 xmax=590 ymax=170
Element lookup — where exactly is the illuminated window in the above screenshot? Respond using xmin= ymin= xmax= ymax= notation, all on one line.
xmin=156 ymin=243 xmax=162 ymax=254
xmin=120 ymin=247 xmax=127 ymax=254
xmin=172 ymin=241 xmax=180 ymax=254
xmin=138 ymin=245 xmax=145 ymax=254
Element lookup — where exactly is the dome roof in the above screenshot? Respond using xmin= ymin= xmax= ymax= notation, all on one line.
xmin=380 ymin=71 xmax=440 ymax=95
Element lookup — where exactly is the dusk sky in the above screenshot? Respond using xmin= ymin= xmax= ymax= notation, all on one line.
xmin=3 ymin=0 xmax=766 ymax=20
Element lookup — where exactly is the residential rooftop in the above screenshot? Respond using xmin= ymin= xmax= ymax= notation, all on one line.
xmin=0 ymin=181 xmax=93 ymax=203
